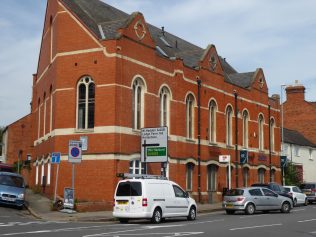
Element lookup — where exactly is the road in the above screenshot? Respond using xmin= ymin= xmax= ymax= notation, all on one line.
xmin=1 ymin=204 xmax=316 ymax=236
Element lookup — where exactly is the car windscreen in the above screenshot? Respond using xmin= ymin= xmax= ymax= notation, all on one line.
xmin=116 ymin=181 xmax=142 ymax=196
xmin=300 ymin=183 xmax=316 ymax=190
xmin=225 ymin=189 xmax=244 ymax=196
xmin=284 ymin=187 xmax=291 ymax=192
xmin=0 ymin=174 xmax=24 ymax=188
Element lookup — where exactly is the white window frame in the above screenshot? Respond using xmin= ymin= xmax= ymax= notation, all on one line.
xmin=209 ymin=100 xmax=217 ymax=143
xmin=129 ymin=159 xmax=144 ymax=174
xmin=186 ymin=163 xmax=194 ymax=191
xmin=186 ymin=94 xmax=195 ymax=139
xmin=47 ymin=161 xmax=51 ymax=185
xmin=243 ymin=167 xmax=249 ymax=187
xmin=41 ymin=162 xmax=45 ymax=185
xmin=258 ymin=168 xmax=265 ymax=183
xmin=242 ymin=110 xmax=249 ymax=148
xmin=258 ymin=114 xmax=264 ymax=151
xmin=35 ymin=164 xmax=39 ymax=185
xmin=207 ymin=164 xmax=217 ymax=192
xmin=270 ymin=118 xmax=275 ymax=152
xmin=226 ymin=106 xmax=233 ymax=146
xmin=132 ymin=78 xmax=145 ymax=130
xmin=160 ymin=86 xmax=171 ymax=130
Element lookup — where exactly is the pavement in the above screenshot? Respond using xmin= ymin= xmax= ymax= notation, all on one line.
xmin=24 ymin=189 xmax=223 ymax=222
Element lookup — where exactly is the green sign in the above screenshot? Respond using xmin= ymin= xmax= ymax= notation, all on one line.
xmin=147 ymin=147 xmax=166 ymax=156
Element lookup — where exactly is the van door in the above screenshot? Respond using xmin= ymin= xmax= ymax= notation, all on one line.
xmin=170 ymin=185 xmax=190 ymax=216
xmin=115 ymin=181 xmax=143 ymax=214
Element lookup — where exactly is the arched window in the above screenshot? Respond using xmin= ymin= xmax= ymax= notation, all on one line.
xmin=258 ymin=114 xmax=264 ymax=151
xmin=129 ymin=159 xmax=144 ymax=174
xmin=207 ymin=164 xmax=218 ymax=192
xmin=132 ymin=78 xmax=145 ymax=130
xmin=160 ymin=87 xmax=171 ymax=129
xmin=186 ymin=94 xmax=195 ymax=139
xmin=242 ymin=110 xmax=249 ymax=148
xmin=258 ymin=168 xmax=265 ymax=183
xmin=226 ymin=106 xmax=233 ymax=146
xmin=37 ymin=98 xmax=41 ymax=139
xmin=209 ymin=100 xmax=217 ymax=143
xmin=270 ymin=118 xmax=275 ymax=152
xmin=186 ymin=162 xmax=194 ymax=191
xmin=243 ymin=167 xmax=249 ymax=187
xmin=271 ymin=169 xmax=276 ymax=182
xmin=43 ymin=92 xmax=47 ymax=136
xmin=77 ymin=76 xmax=95 ymax=129
xmin=49 ymin=85 xmax=53 ymax=132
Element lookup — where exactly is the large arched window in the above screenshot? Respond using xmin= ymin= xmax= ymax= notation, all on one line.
xmin=270 ymin=118 xmax=275 ymax=152
xmin=77 ymin=76 xmax=95 ymax=129
xmin=43 ymin=92 xmax=47 ymax=136
xmin=207 ymin=164 xmax=218 ymax=192
xmin=258 ymin=168 xmax=265 ymax=183
xmin=258 ymin=114 xmax=264 ymax=151
xmin=37 ymin=98 xmax=41 ymax=139
xmin=226 ymin=106 xmax=233 ymax=146
xmin=186 ymin=94 xmax=195 ymax=139
xmin=160 ymin=87 xmax=171 ymax=129
xmin=243 ymin=167 xmax=249 ymax=187
xmin=242 ymin=110 xmax=249 ymax=148
xmin=186 ymin=162 xmax=194 ymax=191
xmin=209 ymin=100 xmax=217 ymax=143
xmin=132 ymin=78 xmax=145 ymax=130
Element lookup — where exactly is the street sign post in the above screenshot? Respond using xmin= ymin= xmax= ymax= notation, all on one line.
xmin=240 ymin=150 xmax=248 ymax=165
xmin=141 ymin=127 xmax=168 ymax=174
xmin=219 ymin=155 xmax=231 ymax=190
xmin=51 ymin=152 xmax=61 ymax=203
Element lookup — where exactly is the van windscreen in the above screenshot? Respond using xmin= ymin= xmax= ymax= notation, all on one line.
xmin=116 ymin=181 xmax=142 ymax=196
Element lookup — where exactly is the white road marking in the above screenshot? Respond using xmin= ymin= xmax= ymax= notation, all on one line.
xmin=0 ymin=221 xmax=68 ymax=227
xmin=298 ymin=218 xmax=316 ymax=223
xmin=0 ymin=225 xmax=105 ymax=236
xmin=229 ymin=223 xmax=282 ymax=231
xmin=240 ymin=214 xmax=266 ymax=219
xmin=187 ymin=219 xmax=224 ymax=225
xmin=292 ymin=209 xmax=305 ymax=212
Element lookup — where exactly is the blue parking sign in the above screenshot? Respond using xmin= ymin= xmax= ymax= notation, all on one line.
xmin=280 ymin=155 xmax=287 ymax=168
xmin=51 ymin=152 xmax=61 ymax=164
xmin=240 ymin=150 xmax=248 ymax=164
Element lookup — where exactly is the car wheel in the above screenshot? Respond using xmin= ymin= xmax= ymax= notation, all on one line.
xmin=245 ymin=203 xmax=255 ymax=215
xmin=293 ymin=198 xmax=297 ymax=207
xmin=281 ymin=201 xmax=291 ymax=213
xmin=187 ymin=206 xmax=196 ymax=221
xmin=308 ymin=201 xmax=313 ymax=204
xmin=226 ymin=210 xmax=235 ymax=215
xmin=304 ymin=198 xmax=308 ymax=206
xmin=119 ymin=218 xmax=129 ymax=224
xmin=151 ymin=208 xmax=162 ymax=224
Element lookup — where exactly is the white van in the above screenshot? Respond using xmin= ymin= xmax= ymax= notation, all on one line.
xmin=113 ymin=174 xmax=197 ymax=224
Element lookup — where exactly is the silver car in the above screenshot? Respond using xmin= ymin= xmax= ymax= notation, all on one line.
xmin=223 ymin=187 xmax=293 ymax=215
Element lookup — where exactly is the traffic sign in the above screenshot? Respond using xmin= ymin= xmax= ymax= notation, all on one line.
xmin=68 ymin=140 xmax=82 ymax=163
xmin=51 ymin=152 xmax=61 ymax=164
xmin=280 ymin=155 xmax=287 ymax=168
xmin=219 ymin=155 xmax=230 ymax=163
xmin=240 ymin=150 xmax=248 ymax=164
xmin=141 ymin=127 xmax=168 ymax=163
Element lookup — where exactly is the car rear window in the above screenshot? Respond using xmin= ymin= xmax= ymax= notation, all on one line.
xmin=116 ymin=181 xmax=142 ymax=196
xmin=0 ymin=174 xmax=24 ymax=188
xmin=300 ymin=183 xmax=316 ymax=189
xmin=225 ymin=189 xmax=244 ymax=196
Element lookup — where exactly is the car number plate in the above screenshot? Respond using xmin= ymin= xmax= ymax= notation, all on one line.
xmin=117 ymin=200 xmax=128 ymax=205
xmin=2 ymin=197 xmax=15 ymax=202
xmin=226 ymin=203 xmax=233 ymax=208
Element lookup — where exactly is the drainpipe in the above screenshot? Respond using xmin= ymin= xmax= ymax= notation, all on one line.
xmin=268 ymin=104 xmax=272 ymax=182
xmin=234 ymin=90 xmax=239 ymax=188
xmin=197 ymin=77 xmax=201 ymax=203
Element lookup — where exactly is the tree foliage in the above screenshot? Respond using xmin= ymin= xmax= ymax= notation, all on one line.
xmin=284 ymin=162 xmax=302 ymax=186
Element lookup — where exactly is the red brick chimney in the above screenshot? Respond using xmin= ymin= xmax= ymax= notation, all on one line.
xmin=285 ymin=80 xmax=305 ymax=102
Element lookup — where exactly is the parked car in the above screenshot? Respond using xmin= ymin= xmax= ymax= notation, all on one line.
xmin=284 ymin=186 xmax=308 ymax=206
xmin=113 ymin=173 xmax=197 ymax=224
xmin=251 ymin=182 xmax=293 ymax=204
xmin=0 ymin=172 xmax=25 ymax=209
xmin=223 ymin=187 xmax=293 ymax=215
xmin=299 ymin=182 xmax=316 ymax=204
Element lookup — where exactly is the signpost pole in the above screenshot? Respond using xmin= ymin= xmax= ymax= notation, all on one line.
xmin=72 ymin=163 xmax=75 ymax=208
xmin=54 ymin=163 xmax=59 ymax=203
xmin=228 ymin=159 xmax=231 ymax=190
xmin=143 ymin=140 xmax=147 ymax=174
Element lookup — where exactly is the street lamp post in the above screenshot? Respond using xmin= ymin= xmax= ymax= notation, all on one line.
xmin=197 ymin=77 xmax=201 ymax=203
xmin=280 ymin=85 xmax=287 ymax=185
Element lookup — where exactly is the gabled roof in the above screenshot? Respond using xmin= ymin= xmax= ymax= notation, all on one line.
xmin=61 ymin=0 xmax=257 ymax=89
xmin=284 ymin=128 xmax=316 ymax=148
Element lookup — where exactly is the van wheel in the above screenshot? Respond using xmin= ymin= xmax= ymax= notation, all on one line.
xmin=187 ymin=206 xmax=196 ymax=220
xmin=119 ymin=218 xmax=129 ymax=224
xmin=281 ymin=202 xmax=291 ymax=213
xmin=245 ymin=203 xmax=255 ymax=215
xmin=151 ymin=208 xmax=162 ymax=224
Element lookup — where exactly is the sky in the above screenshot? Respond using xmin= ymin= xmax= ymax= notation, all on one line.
xmin=1 ymin=0 xmax=316 ymax=127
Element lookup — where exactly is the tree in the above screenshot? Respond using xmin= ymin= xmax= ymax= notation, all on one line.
xmin=284 ymin=162 xmax=302 ymax=186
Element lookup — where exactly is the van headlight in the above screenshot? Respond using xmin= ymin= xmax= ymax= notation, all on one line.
xmin=18 ymin=193 xmax=24 ymax=199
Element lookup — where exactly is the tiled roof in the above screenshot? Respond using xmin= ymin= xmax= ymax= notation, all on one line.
xmin=283 ymin=128 xmax=316 ymax=148
xmin=61 ymin=0 xmax=256 ymax=88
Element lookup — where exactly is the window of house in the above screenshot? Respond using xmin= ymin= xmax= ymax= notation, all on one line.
xmin=243 ymin=167 xmax=249 ymax=187
xmin=132 ymin=78 xmax=145 ymax=130
xmin=160 ymin=87 xmax=171 ymax=129
xmin=49 ymin=85 xmax=53 ymax=133
xmin=186 ymin=94 xmax=195 ymax=139
xmin=129 ymin=159 xmax=144 ymax=174
xmin=258 ymin=114 xmax=264 ymax=151
xmin=242 ymin=110 xmax=249 ymax=148
xmin=186 ymin=163 xmax=194 ymax=191
xmin=294 ymin=146 xmax=300 ymax=156
xmin=207 ymin=164 xmax=217 ymax=192
xmin=77 ymin=76 xmax=95 ymax=129
xmin=258 ymin=168 xmax=265 ymax=183
xmin=270 ymin=118 xmax=275 ymax=152
xmin=43 ymin=92 xmax=47 ymax=136
xmin=209 ymin=100 xmax=217 ymax=143
xmin=226 ymin=106 xmax=233 ymax=146
xmin=37 ymin=98 xmax=41 ymax=139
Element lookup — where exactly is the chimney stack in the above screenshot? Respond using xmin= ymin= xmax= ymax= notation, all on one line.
xmin=285 ymin=80 xmax=305 ymax=102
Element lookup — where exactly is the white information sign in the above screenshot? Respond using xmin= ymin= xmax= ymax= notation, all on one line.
xmin=219 ymin=155 xmax=231 ymax=163
xmin=141 ymin=127 xmax=168 ymax=163
xmin=68 ymin=140 xmax=82 ymax=163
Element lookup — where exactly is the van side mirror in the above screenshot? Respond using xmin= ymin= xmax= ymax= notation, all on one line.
xmin=184 ymin=192 xmax=189 ymax=198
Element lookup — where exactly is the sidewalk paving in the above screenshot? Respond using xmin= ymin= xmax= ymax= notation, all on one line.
xmin=25 ymin=189 xmax=223 ymax=222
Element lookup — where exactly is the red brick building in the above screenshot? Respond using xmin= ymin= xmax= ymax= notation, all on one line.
xmin=284 ymin=81 xmax=316 ymax=144
xmin=4 ymin=0 xmax=281 ymax=208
